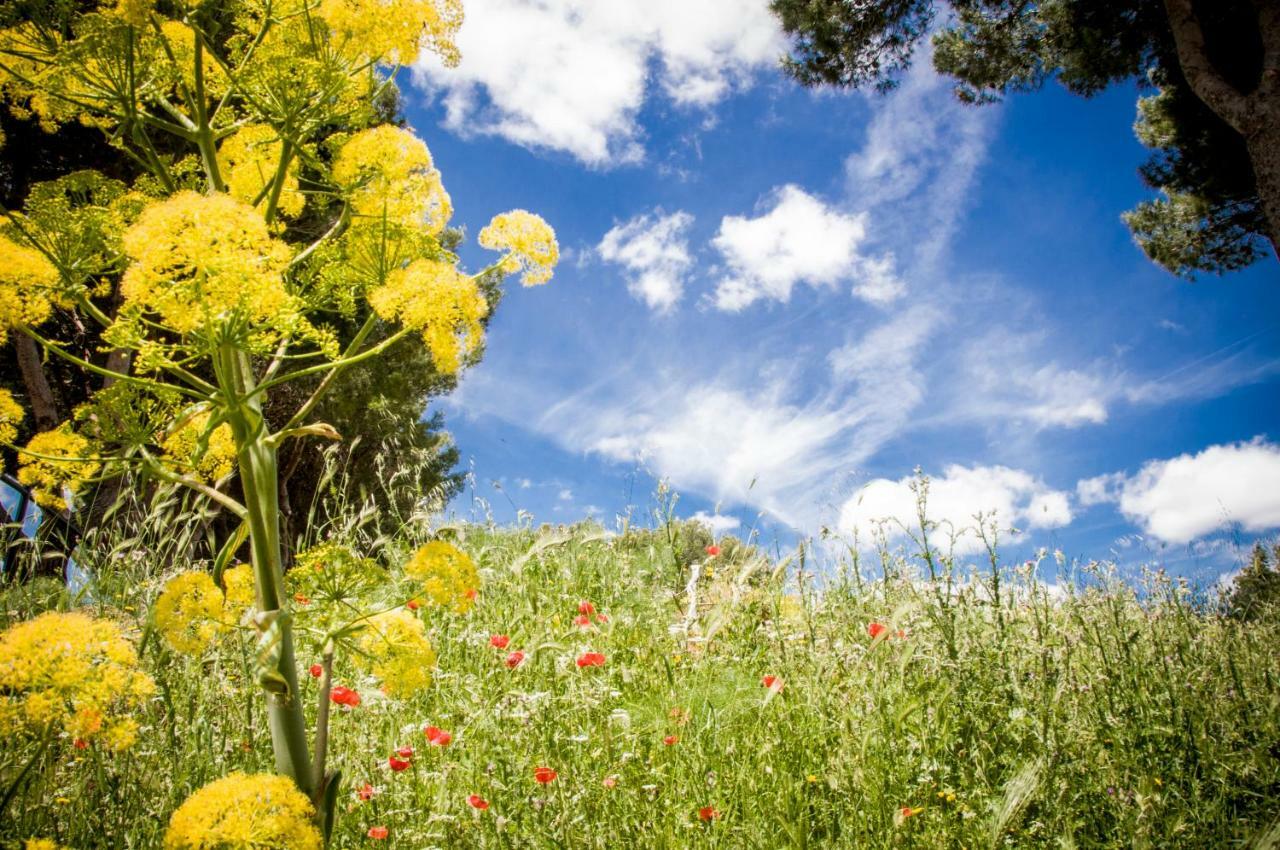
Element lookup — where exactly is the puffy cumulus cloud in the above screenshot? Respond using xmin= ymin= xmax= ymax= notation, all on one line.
xmin=412 ymin=0 xmax=783 ymax=166
xmin=598 ymin=211 xmax=695 ymax=312
xmin=838 ymin=465 xmax=1073 ymax=553
xmin=1081 ymin=439 xmax=1280 ymax=545
xmin=689 ymin=510 xmax=741 ymax=534
xmin=710 ymin=185 xmax=903 ymax=311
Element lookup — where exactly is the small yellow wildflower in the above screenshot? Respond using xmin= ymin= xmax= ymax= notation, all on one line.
xmin=807 ymin=774 xmax=818 ymax=784
xmin=155 ymin=20 xmax=231 ymax=101
xmin=120 ymin=191 xmax=294 ymax=337
xmin=367 ymin=259 xmax=487 ymax=374
xmin=333 ymin=125 xmax=452 ymax=232
xmin=356 ymin=609 xmax=437 ymax=697
xmin=153 ymin=571 xmax=226 ymax=654
xmin=17 ymin=425 xmax=99 ymax=510
xmin=478 ymin=210 xmax=558 ymax=286
xmin=317 ymin=0 xmax=463 ymax=66
xmin=0 ymin=387 xmax=24 ymax=445
xmin=220 ymin=124 xmax=304 ymax=218
xmin=161 ymin=411 xmax=236 ymax=482
xmin=0 ymin=611 xmax=154 ymax=750
xmin=164 ymin=773 xmax=322 ymax=850
xmin=110 ymin=0 xmax=152 ymax=27
xmin=0 ymin=235 xmax=59 ymax=345
xmin=403 ymin=540 xmax=479 ymax=613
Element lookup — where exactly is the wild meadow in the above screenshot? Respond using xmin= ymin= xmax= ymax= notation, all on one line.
xmin=2 ymin=480 xmax=1279 ymax=849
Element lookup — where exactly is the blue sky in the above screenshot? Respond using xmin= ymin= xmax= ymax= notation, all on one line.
xmin=396 ymin=0 xmax=1280 ymax=585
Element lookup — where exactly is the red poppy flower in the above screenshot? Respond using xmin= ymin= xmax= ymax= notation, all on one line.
xmin=73 ymin=738 xmax=88 ymax=750
xmin=467 ymin=794 xmax=489 ymax=810
xmin=577 ymin=600 xmax=595 ymax=615
xmin=367 ymin=825 xmax=389 ymax=839
xmin=663 ymin=735 xmax=679 ymax=746
xmin=309 ymin=663 xmax=323 ymax=678
xmin=424 ymin=726 xmax=452 ymax=746
xmin=698 ymin=806 xmax=720 ymax=821
xmin=388 ymin=755 xmax=411 ymax=772
xmin=897 ymin=629 xmax=907 ymax=639
xmin=705 ymin=545 xmax=721 ymax=557
xmin=533 ymin=766 xmax=557 ymax=784
xmin=576 ymin=651 xmax=606 ymax=668
xmin=761 ymin=675 xmax=784 ymax=691
xmin=573 ymin=614 xmax=591 ymax=627
xmin=357 ymin=783 xmax=375 ymax=801
xmin=330 ymin=686 xmax=361 ymax=707
xmin=596 ymin=613 xmax=609 ymax=623
xmin=506 ymin=651 xmax=525 ymax=668
xmin=490 ymin=634 xmax=510 ymax=649
xmin=396 ymin=745 xmax=415 ymax=759
xmin=293 ymin=593 xmax=311 ymax=606
xmin=868 ymin=622 xmax=887 ymax=640
xmin=406 ymin=599 xmax=420 ymax=611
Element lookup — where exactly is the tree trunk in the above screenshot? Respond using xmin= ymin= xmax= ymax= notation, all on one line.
xmin=1163 ymin=0 xmax=1280 ymax=261
xmin=13 ymin=335 xmax=59 ymax=430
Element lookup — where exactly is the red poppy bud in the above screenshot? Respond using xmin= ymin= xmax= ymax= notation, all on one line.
xmin=406 ymin=599 xmax=420 ymax=610
xmin=705 ymin=545 xmax=721 ymax=557
xmin=388 ymin=756 xmax=411 ymax=772
xmin=506 ymin=651 xmax=525 ymax=668
xmin=577 ymin=600 xmax=595 ymax=615
xmin=309 ymin=664 xmax=323 ymax=678
xmin=663 ymin=735 xmax=679 ymax=746
xmin=467 ymin=794 xmax=489 ymax=810
xmin=490 ymin=634 xmax=510 ymax=649
xmin=367 ymin=825 xmax=389 ymax=839
xmin=533 ymin=766 xmax=557 ymax=784
xmin=868 ymin=622 xmax=887 ymax=640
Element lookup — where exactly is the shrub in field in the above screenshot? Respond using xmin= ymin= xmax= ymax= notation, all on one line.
xmin=0 ymin=0 xmax=556 ymax=838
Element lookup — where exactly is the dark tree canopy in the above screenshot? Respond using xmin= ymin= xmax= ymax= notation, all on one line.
xmin=770 ymin=0 xmax=1280 ymax=278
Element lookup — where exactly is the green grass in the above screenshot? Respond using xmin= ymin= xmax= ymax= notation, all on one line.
xmin=2 ymin=518 xmax=1279 ymax=849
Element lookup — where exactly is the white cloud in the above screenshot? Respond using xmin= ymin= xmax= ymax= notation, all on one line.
xmin=598 ymin=211 xmax=695 ymax=312
xmin=838 ymin=465 xmax=1073 ymax=553
xmin=517 ymin=478 xmax=532 ymax=489
xmin=710 ymin=185 xmax=902 ymax=311
xmin=690 ymin=511 xmax=741 ymax=534
xmin=557 ymin=488 xmax=574 ymax=501
xmin=1082 ymin=439 xmax=1280 ymax=544
xmin=412 ymin=0 xmax=783 ymax=166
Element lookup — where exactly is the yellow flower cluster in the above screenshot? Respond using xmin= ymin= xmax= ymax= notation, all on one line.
xmin=356 ymin=609 xmax=437 ymax=697
xmin=478 ymin=210 xmax=559 ymax=286
xmin=404 ymin=540 xmax=479 ymax=613
xmin=0 ymin=387 xmax=23 ymax=445
xmin=290 ymin=542 xmax=382 ymax=604
xmin=220 ymin=124 xmax=304 ymax=219
xmin=164 ymin=773 xmax=322 ymax=850
xmin=161 ymin=411 xmax=237 ymax=483
xmin=317 ymin=0 xmax=463 ymax=67
xmin=120 ymin=191 xmax=293 ymax=337
xmin=17 ymin=426 xmax=100 ymax=510
xmin=0 ymin=235 xmax=59 ymax=345
xmin=25 ymin=839 xmax=69 ymax=850
xmin=0 ymin=611 xmax=155 ymax=751
xmin=367 ymin=259 xmax=487 ymax=374
xmin=223 ymin=564 xmax=256 ymax=614
xmin=154 ymin=20 xmax=230 ymax=103
xmin=333 ymin=125 xmax=451 ymax=232
xmin=111 ymin=0 xmax=153 ymax=27
xmin=153 ymin=572 xmax=226 ymax=654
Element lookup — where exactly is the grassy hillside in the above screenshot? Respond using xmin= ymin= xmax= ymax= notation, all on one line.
xmin=1 ymin=517 xmax=1278 ymax=849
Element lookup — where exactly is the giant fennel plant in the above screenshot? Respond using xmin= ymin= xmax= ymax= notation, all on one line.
xmin=0 ymin=0 xmax=556 ymax=843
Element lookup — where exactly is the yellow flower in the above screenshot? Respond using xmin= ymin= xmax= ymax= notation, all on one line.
xmin=220 ymin=124 xmax=305 ymax=219
xmin=25 ymin=839 xmax=67 ymax=850
xmin=356 ymin=609 xmax=437 ymax=697
xmin=0 ymin=611 xmax=155 ymax=751
xmin=367 ymin=259 xmax=487 ymax=374
xmin=17 ymin=425 xmax=99 ymax=510
xmin=403 ymin=540 xmax=479 ymax=613
xmin=479 ymin=210 xmax=558 ymax=286
xmin=111 ymin=0 xmax=152 ymax=27
xmin=0 ymin=388 xmax=23 ymax=445
xmin=0 ymin=235 xmax=59 ymax=345
xmin=317 ymin=0 xmax=463 ymax=66
xmin=120 ymin=191 xmax=294 ymax=337
xmin=156 ymin=20 xmax=231 ymax=102
xmin=164 ymin=773 xmax=322 ymax=850
xmin=333 ymin=125 xmax=451 ymax=232
xmin=161 ymin=411 xmax=237 ymax=482
xmin=153 ymin=571 xmax=227 ymax=655
xmin=222 ymin=564 xmax=256 ymax=614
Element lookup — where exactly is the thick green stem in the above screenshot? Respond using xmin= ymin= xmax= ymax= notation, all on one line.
xmin=216 ymin=344 xmax=314 ymax=795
